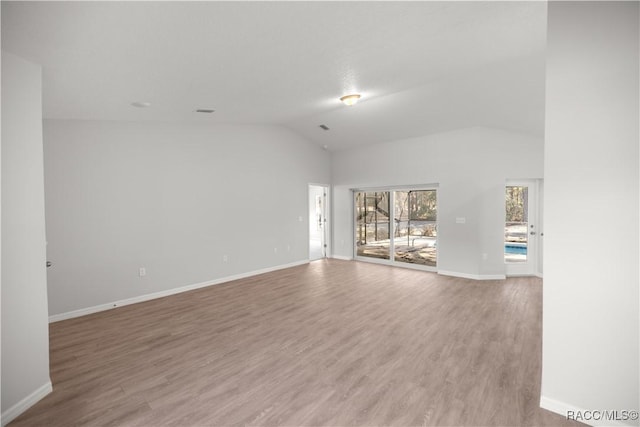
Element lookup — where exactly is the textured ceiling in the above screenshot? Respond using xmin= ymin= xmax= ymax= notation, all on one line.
xmin=1 ymin=1 xmax=547 ymax=150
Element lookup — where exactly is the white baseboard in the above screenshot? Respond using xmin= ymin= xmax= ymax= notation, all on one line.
xmin=49 ymin=260 xmax=309 ymax=323
xmin=540 ymin=395 xmax=638 ymax=427
xmin=438 ymin=270 xmax=506 ymax=281
xmin=506 ymin=273 xmax=542 ymax=278
xmin=331 ymin=255 xmax=353 ymax=261
xmin=1 ymin=380 xmax=52 ymax=427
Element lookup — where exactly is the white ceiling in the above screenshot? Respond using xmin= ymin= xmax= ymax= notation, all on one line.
xmin=1 ymin=1 xmax=547 ymax=151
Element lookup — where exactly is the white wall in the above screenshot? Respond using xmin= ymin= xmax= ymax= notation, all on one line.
xmin=331 ymin=127 xmax=543 ymax=278
xmin=44 ymin=120 xmax=330 ymax=317
xmin=1 ymin=52 xmax=52 ymax=424
xmin=542 ymin=2 xmax=639 ymax=425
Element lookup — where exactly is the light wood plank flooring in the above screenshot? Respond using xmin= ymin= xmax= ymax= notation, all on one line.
xmin=10 ymin=259 xmax=583 ymax=426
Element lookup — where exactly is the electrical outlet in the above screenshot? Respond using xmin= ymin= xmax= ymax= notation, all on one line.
xmin=274 ymin=247 xmax=278 ymax=253
xmin=223 ymin=255 xmax=228 ymax=262
xmin=139 ymin=267 xmax=146 ymax=277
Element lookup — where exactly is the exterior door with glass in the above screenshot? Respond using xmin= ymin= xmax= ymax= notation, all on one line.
xmin=505 ymin=181 xmax=538 ymax=276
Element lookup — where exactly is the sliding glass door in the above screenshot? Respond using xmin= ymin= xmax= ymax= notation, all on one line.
xmin=355 ymin=192 xmax=390 ymax=260
xmin=394 ymin=190 xmax=437 ymax=266
xmin=355 ymin=188 xmax=437 ymax=270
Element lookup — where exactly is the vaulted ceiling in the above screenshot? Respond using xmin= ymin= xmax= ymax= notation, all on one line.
xmin=2 ymin=1 xmax=547 ymax=150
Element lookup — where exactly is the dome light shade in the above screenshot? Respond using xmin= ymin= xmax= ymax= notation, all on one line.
xmin=340 ymin=94 xmax=361 ymax=106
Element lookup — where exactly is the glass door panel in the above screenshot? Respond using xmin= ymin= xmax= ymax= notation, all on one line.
xmin=355 ymin=191 xmax=390 ymax=260
xmin=394 ymin=190 xmax=437 ymax=266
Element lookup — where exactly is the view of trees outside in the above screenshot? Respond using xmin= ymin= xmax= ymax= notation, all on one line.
xmin=505 ymin=186 xmax=528 ymax=262
xmin=355 ymin=190 xmax=437 ymax=266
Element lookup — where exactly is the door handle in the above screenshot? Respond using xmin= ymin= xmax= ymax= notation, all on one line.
xmin=46 ymin=261 xmax=52 ymax=268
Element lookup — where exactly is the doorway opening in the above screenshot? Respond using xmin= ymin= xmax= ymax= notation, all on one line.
xmin=309 ymin=185 xmax=328 ymax=260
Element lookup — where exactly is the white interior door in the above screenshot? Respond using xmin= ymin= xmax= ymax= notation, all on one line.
xmin=309 ymin=185 xmax=327 ymax=260
xmin=537 ymin=180 xmax=544 ymax=277
xmin=505 ymin=180 xmax=538 ymax=276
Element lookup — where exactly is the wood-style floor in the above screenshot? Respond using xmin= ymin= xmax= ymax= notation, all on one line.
xmin=10 ymin=259 xmax=583 ymax=427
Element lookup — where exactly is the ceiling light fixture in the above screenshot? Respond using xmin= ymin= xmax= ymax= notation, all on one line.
xmin=131 ymin=101 xmax=151 ymax=108
xmin=339 ymin=94 xmax=361 ymax=106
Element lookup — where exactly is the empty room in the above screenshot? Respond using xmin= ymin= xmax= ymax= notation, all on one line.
xmin=1 ymin=1 xmax=638 ymax=426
